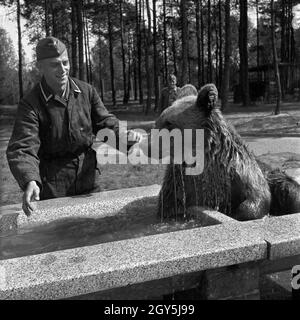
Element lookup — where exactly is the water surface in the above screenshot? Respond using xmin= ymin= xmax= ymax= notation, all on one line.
xmin=0 ymin=197 xmax=217 ymax=260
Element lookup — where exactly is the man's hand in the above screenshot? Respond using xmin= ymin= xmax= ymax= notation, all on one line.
xmin=127 ymin=130 xmax=143 ymax=144
xmin=119 ymin=129 xmax=144 ymax=145
xmin=22 ymin=181 xmax=40 ymax=217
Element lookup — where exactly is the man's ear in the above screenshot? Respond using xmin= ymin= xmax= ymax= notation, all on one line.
xmin=36 ymin=61 xmax=43 ymax=74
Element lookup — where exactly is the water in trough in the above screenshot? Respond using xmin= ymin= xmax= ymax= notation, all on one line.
xmin=0 ymin=196 xmax=218 ymax=260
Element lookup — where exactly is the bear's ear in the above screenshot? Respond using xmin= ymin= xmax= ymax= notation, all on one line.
xmin=177 ymin=84 xmax=198 ymax=100
xmin=196 ymin=83 xmax=218 ymax=114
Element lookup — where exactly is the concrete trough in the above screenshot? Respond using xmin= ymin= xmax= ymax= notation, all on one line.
xmin=0 ymin=185 xmax=299 ymax=300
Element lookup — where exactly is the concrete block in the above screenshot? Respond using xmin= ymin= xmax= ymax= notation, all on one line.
xmin=0 ymin=222 xmax=267 ymax=300
xmin=243 ymin=214 xmax=300 ymax=260
xmin=200 ymin=262 xmax=261 ymax=300
xmin=0 ymin=212 xmax=18 ymax=235
xmin=264 ymin=214 xmax=300 ymax=260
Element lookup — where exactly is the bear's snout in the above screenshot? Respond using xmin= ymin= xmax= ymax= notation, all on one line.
xmin=208 ymin=92 xmax=216 ymax=102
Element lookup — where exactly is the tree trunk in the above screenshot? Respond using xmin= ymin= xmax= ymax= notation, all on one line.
xmin=222 ymin=0 xmax=231 ymax=111
xmin=133 ymin=53 xmax=138 ymax=100
xmin=71 ymin=0 xmax=78 ymax=78
xmin=106 ymin=1 xmax=116 ymax=105
xmin=187 ymin=25 xmax=191 ymax=83
xmin=207 ymin=0 xmax=212 ymax=83
xmin=170 ymin=2 xmax=177 ymax=77
xmin=126 ymin=31 xmax=133 ymax=102
xmin=239 ymin=0 xmax=250 ymax=106
xmin=119 ymin=0 xmax=128 ymax=104
xmin=280 ymin=0 xmax=286 ymax=61
xmin=195 ymin=0 xmax=201 ymax=88
xmin=152 ymin=0 xmax=159 ymax=111
xmin=133 ymin=31 xmax=138 ymax=101
xmin=256 ymin=0 xmax=260 ymax=72
xmin=163 ymin=0 xmax=168 ymax=83
xmin=44 ymin=0 xmax=50 ymax=36
xmin=287 ymin=0 xmax=292 ymax=63
xmin=145 ymin=0 xmax=152 ymax=114
xmin=280 ymin=0 xmax=287 ymax=96
xmin=76 ymin=0 xmax=85 ymax=80
xmin=288 ymin=0 xmax=295 ymax=94
xmin=289 ymin=0 xmax=295 ymax=63
xmin=218 ymin=0 xmax=223 ymax=88
xmin=180 ymin=0 xmax=188 ymax=86
xmin=215 ymin=0 xmax=219 ymax=86
xmin=133 ymin=6 xmax=138 ymax=101
xmin=17 ymin=0 xmax=23 ymax=98
xmin=85 ymin=7 xmax=92 ymax=84
xmin=98 ymin=34 xmax=104 ymax=102
xmin=271 ymin=0 xmax=282 ymax=115
xmin=83 ymin=6 xmax=90 ymax=83
xmin=200 ymin=0 xmax=205 ymax=86
xmin=50 ymin=0 xmax=58 ymax=37
xmin=136 ymin=0 xmax=143 ymax=104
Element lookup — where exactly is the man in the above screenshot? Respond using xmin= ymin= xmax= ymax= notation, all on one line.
xmin=6 ymin=37 xmax=142 ymax=216
xmin=158 ymin=74 xmax=179 ymax=114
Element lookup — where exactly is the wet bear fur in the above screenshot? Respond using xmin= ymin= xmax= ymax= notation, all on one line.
xmin=156 ymin=83 xmax=300 ymax=221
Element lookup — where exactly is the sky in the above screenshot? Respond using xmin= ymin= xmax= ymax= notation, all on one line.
xmin=0 ymin=5 xmax=34 ymax=65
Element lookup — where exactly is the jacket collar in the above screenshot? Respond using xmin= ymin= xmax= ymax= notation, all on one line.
xmin=39 ymin=77 xmax=81 ymax=103
xmin=69 ymin=78 xmax=81 ymax=94
xmin=39 ymin=77 xmax=53 ymax=102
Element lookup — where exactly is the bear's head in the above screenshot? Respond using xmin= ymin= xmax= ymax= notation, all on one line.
xmin=155 ymin=83 xmax=219 ymax=132
xmin=150 ymin=83 xmax=221 ymax=166
xmin=151 ymin=83 xmax=237 ymax=169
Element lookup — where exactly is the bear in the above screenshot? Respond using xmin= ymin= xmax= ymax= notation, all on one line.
xmin=259 ymin=165 xmax=300 ymax=216
xmin=154 ymin=83 xmax=300 ymax=221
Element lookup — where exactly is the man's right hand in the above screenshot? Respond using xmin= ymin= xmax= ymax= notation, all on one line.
xmin=22 ymin=181 xmax=40 ymax=217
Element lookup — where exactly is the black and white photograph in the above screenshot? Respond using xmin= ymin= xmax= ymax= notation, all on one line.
xmin=0 ymin=0 xmax=300 ymax=303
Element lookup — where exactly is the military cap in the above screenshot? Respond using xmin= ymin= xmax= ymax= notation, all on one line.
xmin=36 ymin=36 xmax=66 ymax=61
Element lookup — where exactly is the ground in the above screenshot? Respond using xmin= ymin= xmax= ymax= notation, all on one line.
xmin=0 ymin=100 xmax=299 ymax=300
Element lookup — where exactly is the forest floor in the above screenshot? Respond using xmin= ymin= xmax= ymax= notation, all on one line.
xmin=0 ymin=100 xmax=299 ymax=300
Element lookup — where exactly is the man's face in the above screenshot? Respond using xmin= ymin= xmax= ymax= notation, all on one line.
xmin=38 ymin=50 xmax=70 ymax=94
xmin=169 ymin=76 xmax=177 ymax=88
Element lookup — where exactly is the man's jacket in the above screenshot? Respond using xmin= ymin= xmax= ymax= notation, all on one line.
xmin=6 ymin=77 xmax=124 ymax=199
xmin=159 ymin=86 xmax=179 ymax=113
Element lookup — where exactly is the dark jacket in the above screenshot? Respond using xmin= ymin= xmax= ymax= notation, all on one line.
xmin=6 ymin=77 xmax=126 ymax=199
xmin=158 ymin=86 xmax=179 ymax=113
